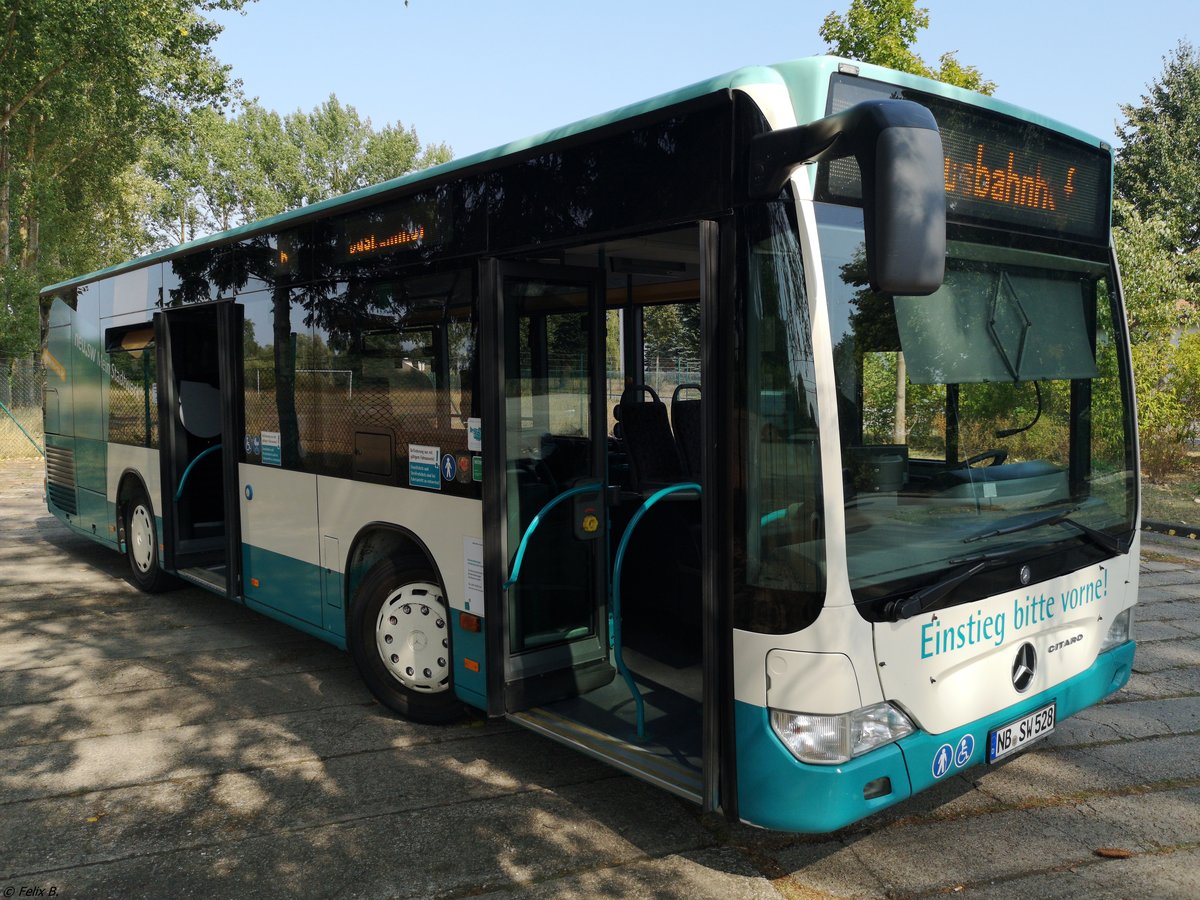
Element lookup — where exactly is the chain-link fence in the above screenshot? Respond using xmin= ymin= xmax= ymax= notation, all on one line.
xmin=0 ymin=353 xmax=45 ymax=459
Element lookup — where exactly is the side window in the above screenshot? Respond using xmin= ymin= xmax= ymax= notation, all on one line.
xmin=105 ymin=324 xmax=158 ymax=448
xmin=642 ymin=300 xmax=701 ymax=421
xmin=242 ymin=290 xmax=302 ymax=469
xmin=305 ymin=269 xmax=479 ymax=496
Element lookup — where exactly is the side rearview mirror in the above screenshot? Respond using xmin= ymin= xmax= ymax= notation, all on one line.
xmin=748 ymin=99 xmax=946 ymax=296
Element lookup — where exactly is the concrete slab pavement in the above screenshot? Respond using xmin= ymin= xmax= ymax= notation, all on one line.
xmin=0 ymin=456 xmax=1196 ymax=898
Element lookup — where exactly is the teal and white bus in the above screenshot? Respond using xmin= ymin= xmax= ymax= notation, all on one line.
xmin=41 ymin=56 xmax=1138 ymax=832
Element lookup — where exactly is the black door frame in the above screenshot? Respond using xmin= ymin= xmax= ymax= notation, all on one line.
xmin=154 ymin=301 xmax=243 ymax=598
xmin=480 ymin=259 xmax=612 ymax=714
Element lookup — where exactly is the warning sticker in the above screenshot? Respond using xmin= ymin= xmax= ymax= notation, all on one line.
xmin=409 ymin=444 xmax=441 ymax=490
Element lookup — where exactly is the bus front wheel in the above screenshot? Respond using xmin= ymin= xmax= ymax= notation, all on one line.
xmin=349 ymin=558 xmax=461 ymax=724
xmin=123 ymin=489 xmax=176 ymax=593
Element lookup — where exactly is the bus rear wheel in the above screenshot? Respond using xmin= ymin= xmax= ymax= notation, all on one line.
xmin=349 ymin=558 xmax=461 ymax=724
xmin=123 ymin=489 xmax=176 ymax=593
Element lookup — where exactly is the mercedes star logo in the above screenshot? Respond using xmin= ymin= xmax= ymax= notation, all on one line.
xmin=1012 ymin=642 xmax=1037 ymax=692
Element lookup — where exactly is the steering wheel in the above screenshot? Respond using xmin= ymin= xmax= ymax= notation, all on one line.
xmin=960 ymin=448 xmax=1008 ymax=468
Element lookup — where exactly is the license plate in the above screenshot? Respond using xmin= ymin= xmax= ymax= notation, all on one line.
xmin=988 ymin=702 xmax=1056 ymax=763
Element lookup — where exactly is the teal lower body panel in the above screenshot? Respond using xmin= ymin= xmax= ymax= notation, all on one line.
xmin=53 ymin=515 xmax=121 ymax=552
xmin=736 ymin=642 xmax=1135 ymax=833
xmin=244 ymin=594 xmax=348 ymax=651
xmin=451 ymin=616 xmax=487 ymax=710
xmin=736 ymin=705 xmax=914 ymax=832
xmin=242 ymin=543 xmax=327 ymax=631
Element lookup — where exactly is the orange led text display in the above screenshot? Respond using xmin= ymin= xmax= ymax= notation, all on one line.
xmin=348 ymin=225 xmax=426 ymax=256
xmin=944 ymin=144 xmax=1077 ymax=212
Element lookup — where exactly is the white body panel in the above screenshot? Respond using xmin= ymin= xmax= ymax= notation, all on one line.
xmin=733 ymin=604 xmax=878 ymax=708
xmin=875 ymin=544 xmax=1140 ymax=734
xmin=239 ymin=464 xmax=320 ymax=566
xmin=106 ymin=443 xmax=162 ymax=518
xmin=312 ymin=476 xmax=483 ymax=613
xmin=766 ymin=650 xmax=861 ymax=714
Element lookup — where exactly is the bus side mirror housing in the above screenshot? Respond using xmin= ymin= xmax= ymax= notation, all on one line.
xmin=748 ymin=99 xmax=946 ymax=296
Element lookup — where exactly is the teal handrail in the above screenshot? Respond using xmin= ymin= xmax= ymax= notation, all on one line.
xmin=0 ymin=397 xmax=44 ymax=457
xmin=611 ymin=481 xmax=701 ymax=740
xmin=502 ymin=481 xmax=603 ymax=591
xmin=175 ymin=444 xmax=222 ymax=500
xmin=760 ymin=507 xmax=788 ymax=527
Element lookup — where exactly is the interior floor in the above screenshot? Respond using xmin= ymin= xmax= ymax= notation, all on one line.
xmin=533 ymin=627 xmax=702 ymax=772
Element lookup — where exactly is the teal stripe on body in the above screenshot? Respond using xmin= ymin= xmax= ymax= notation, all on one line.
xmin=242 ymin=543 xmax=329 ymax=634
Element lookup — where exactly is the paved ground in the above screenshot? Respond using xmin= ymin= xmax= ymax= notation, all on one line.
xmin=0 ymin=455 xmax=1197 ymax=899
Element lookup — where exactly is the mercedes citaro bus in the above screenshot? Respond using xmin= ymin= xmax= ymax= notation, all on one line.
xmin=41 ymin=56 xmax=1137 ymax=832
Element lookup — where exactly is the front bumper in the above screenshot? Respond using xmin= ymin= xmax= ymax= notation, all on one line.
xmin=736 ymin=641 xmax=1135 ymax=833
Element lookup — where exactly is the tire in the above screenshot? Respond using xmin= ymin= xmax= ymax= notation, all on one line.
xmin=349 ymin=558 xmax=462 ymax=724
xmin=123 ymin=488 xmax=176 ymax=593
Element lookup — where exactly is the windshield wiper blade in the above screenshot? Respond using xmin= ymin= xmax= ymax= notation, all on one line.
xmin=1053 ymin=515 xmax=1127 ymax=555
xmin=883 ymin=551 xmax=1014 ymax=621
xmin=963 ymin=506 xmax=1079 ymax=543
xmin=963 ymin=505 xmax=1127 ymax=555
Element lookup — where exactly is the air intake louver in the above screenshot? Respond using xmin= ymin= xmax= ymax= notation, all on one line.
xmin=45 ymin=445 xmax=77 ymax=514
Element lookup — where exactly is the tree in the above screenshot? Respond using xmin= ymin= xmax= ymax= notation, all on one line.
xmin=1112 ymin=199 xmax=1200 ymax=476
xmin=1113 ymin=44 xmax=1200 ymax=475
xmin=140 ymin=96 xmax=453 ymax=248
xmin=820 ymin=0 xmax=996 ymax=94
xmin=0 ymin=0 xmax=251 ymax=349
xmin=1115 ymin=41 xmax=1200 ymax=254
xmin=283 ymin=96 xmax=451 ymax=208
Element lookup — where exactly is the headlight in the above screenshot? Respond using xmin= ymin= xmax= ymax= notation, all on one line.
xmin=1100 ymin=608 xmax=1134 ymax=652
xmin=770 ymin=702 xmax=915 ymax=765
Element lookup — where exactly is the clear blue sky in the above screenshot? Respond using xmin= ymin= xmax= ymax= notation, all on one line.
xmin=211 ymin=0 xmax=1193 ymax=158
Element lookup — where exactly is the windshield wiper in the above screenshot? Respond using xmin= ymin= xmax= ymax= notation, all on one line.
xmin=883 ymin=550 xmax=1015 ymax=621
xmin=963 ymin=506 xmax=1127 ymax=555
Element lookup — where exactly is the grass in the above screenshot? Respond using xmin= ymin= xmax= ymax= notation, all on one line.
xmin=1142 ymin=447 xmax=1200 ymax=526
xmin=0 ymin=406 xmax=44 ymax=459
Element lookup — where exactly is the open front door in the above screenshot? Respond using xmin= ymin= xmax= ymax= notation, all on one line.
xmin=155 ymin=302 xmax=243 ymax=596
xmin=480 ymin=224 xmax=720 ymax=808
xmin=481 ymin=262 xmax=614 ymax=712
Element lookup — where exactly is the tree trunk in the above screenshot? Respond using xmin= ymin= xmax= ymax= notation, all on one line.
xmin=18 ymin=119 xmax=37 ymax=271
xmin=271 ymin=286 xmax=301 ymax=468
xmin=1 ymin=111 xmax=10 ymax=267
xmin=894 ymin=351 xmax=907 ymax=444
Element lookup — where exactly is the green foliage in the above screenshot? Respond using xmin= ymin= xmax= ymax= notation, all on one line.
xmin=0 ymin=0 xmax=250 ymax=349
xmin=820 ymin=0 xmax=995 ymax=93
xmin=643 ymin=304 xmax=687 ymax=358
xmin=1115 ymin=41 xmax=1200 ymax=254
xmin=140 ymin=96 xmax=452 ymax=247
xmin=1113 ymin=199 xmax=1200 ymax=477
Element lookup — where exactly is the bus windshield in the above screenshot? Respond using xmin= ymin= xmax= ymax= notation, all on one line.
xmin=817 ymin=203 xmax=1137 ymax=614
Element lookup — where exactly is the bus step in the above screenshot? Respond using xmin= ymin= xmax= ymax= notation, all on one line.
xmin=508 ymin=706 xmax=702 ymax=804
xmin=177 ymin=566 xmax=227 ymax=593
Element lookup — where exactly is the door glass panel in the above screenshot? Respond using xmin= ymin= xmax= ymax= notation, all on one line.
xmin=504 ymin=277 xmax=599 ymax=654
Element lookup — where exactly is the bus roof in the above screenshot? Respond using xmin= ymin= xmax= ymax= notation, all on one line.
xmin=41 ymin=56 xmax=1108 ymax=296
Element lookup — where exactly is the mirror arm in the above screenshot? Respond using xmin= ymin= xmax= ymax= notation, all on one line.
xmin=747 ymin=98 xmax=946 ymax=296
xmin=747 ymin=99 xmax=939 ymax=201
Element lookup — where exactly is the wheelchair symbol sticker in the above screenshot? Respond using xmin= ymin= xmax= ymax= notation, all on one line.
xmin=955 ymin=734 xmax=975 ymax=768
